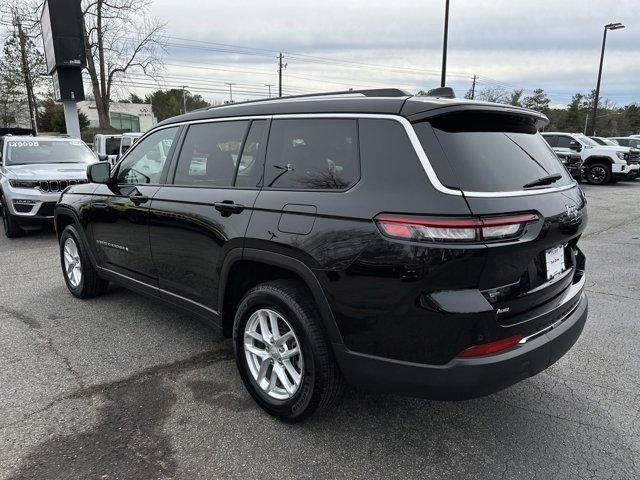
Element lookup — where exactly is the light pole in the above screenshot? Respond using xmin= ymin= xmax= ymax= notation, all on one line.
xmin=440 ymin=0 xmax=450 ymax=87
xmin=265 ymin=83 xmax=273 ymax=98
xmin=590 ymin=22 xmax=625 ymax=135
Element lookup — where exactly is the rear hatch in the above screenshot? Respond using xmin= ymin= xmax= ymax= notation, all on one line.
xmin=412 ymin=110 xmax=586 ymax=333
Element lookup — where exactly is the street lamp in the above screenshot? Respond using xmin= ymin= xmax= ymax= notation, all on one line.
xmin=590 ymin=22 xmax=625 ymax=135
xmin=440 ymin=0 xmax=450 ymax=87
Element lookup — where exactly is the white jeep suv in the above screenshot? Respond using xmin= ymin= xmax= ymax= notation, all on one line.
xmin=542 ymin=132 xmax=639 ymax=184
xmin=0 ymin=136 xmax=98 ymax=237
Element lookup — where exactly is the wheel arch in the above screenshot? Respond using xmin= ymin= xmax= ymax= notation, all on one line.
xmin=218 ymin=248 xmax=344 ymax=346
xmin=54 ymin=206 xmax=100 ymax=269
xmin=583 ymin=156 xmax=613 ymax=167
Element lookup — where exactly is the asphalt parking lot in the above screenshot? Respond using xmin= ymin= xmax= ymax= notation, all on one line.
xmin=1 ymin=182 xmax=639 ymax=480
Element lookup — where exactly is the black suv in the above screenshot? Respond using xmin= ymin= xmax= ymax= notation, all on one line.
xmin=54 ymin=89 xmax=588 ymax=421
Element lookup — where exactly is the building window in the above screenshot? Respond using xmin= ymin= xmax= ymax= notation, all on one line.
xmin=110 ymin=112 xmax=141 ymax=132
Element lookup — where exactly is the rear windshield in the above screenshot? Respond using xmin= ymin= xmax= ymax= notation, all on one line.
xmin=413 ymin=112 xmax=573 ymax=192
xmin=5 ymin=139 xmax=97 ymax=166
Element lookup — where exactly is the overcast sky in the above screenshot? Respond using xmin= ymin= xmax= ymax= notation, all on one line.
xmin=125 ymin=0 xmax=639 ymax=106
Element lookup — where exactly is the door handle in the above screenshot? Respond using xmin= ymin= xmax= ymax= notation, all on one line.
xmin=214 ymin=201 xmax=245 ymax=216
xmin=129 ymin=194 xmax=149 ymax=205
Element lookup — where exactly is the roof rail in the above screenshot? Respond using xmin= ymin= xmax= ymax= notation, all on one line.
xmin=207 ymin=88 xmax=411 ymax=110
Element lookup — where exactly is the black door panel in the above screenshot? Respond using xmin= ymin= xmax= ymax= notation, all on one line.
xmin=89 ymin=184 xmax=160 ymax=283
xmin=149 ymin=187 xmax=258 ymax=312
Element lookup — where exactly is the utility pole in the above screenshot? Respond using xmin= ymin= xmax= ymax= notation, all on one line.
xmin=278 ymin=53 xmax=287 ymax=97
xmin=470 ymin=74 xmax=477 ymax=99
xmin=440 ymin=0 xmax=450 ymax=88
xmin=591 ymin=22 xmax=624 ymax=135
xmin=13 ymin=11 xmax=38 ymax=134
xmin=583 ymin=114 xmax=589 ymax=135
xmin=225 ymin=83 xmax=235 ymax=103
xmin=181 ymin=85 xmax=187 ymax=114
xmin=265 ymin=83 xmax=273 ymax=98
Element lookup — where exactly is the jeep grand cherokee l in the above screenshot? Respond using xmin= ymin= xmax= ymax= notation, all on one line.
xmin=0 ymin=136 xmax=97 ymax=238
xmin=54 ymin=89 xmax=588 ymax=421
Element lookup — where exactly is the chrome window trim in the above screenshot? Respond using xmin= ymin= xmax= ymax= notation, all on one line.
xmin=147 ymin=113 xmax=578 ymax=198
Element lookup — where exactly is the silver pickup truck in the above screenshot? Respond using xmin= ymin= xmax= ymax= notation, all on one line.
xmin=0 ymin=136 xmax=99 ymax=237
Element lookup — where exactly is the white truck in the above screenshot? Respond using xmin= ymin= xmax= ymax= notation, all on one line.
xmin=92 ymin=134 xmax=122 ymax=165
xmin=542 ymin=132 xmax=639 ymax=184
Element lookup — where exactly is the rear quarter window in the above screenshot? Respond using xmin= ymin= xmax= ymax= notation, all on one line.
xmin=413 ymin=112 xmax=573 ymax=193
xmin=264 ymin=118 xmax=360 ymax=190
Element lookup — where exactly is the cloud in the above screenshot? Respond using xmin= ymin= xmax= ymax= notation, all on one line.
xmin=122 ymin=0 xmax=639 ymax=105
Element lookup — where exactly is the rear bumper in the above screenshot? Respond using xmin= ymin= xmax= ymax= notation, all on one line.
xmin=334 ymin=291 xmax=587 ymax=400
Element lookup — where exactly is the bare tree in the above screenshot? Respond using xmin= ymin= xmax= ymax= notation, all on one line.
xmin=82 ymin=0 xmax=165 ymax=128
xmin=476 ymin=86 xmax=509 ymax=104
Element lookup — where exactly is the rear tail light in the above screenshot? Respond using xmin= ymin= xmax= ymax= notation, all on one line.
xmin=375 ymin=213 xmax=539 ymax=243
xmin=457 ymin=334 xmax=523 ymax=358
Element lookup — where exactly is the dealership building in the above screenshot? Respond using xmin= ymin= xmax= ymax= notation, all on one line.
xmin=78 ymin=101 xmax=157 ymax=132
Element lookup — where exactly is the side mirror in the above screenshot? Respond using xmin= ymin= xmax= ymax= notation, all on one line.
xmin=97 ymin=153 xmax=108 ymax=162
xmin=87 ymin=161 xmax=111 ymax=184
xmin=569 ymin=140 xmax=582 ymax=152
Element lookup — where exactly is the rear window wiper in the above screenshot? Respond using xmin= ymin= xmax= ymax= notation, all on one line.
xmin=523 ymin=173 xmax=562 ymax=189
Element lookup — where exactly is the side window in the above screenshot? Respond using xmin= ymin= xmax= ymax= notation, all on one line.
xmin=265 ymin=118 xmax=359 ymax=190
xmin=542 ymin=135 xmax=557 ymax=148
xmin=615 ymin=138 xmax=630 ymax=147
xmin=235 ymin=120 xmax=268 ymax=188
xmin=116 ymin=127 xmax=178 ymax=184
xmin=173 ymin=121 xmax=249 ymax=187
xmin=556 ymin=136 xmax=572 ymax=149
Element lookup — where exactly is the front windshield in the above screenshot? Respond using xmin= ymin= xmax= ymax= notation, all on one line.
xmin=574 ymin=134 xmax=599 ymax=147
xmin=5 ymin=139 xmax=96 ymax=166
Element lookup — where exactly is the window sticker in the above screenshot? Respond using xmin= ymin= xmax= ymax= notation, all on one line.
xmin=9 ymin=141 xmax=39 ymax=148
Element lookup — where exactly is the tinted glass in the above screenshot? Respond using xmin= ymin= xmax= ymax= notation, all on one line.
xmin=105 ymin=137 xmax=121 ymax=155
xmin=5 ymin=139 xmax=96 ymax=165
xmin=235 ymin=120 xmax=267 ymax=187
xmin=631 ymin=139 xmax=640 ymax=149
xmin=556 ymin=136 xmax=573 ymax=148
xmin=116 ymin=127 xmax=178 ymax=184
xmin=265 ymin=119 xmax=359 ymax=190
xmin=173 ymin=121 xmax=249 ymax=187
xmin=414 ymin=112 xmax=573 ymax=192
xmin=614 ymin=138 xmax=630 ymax=147
xmin=542 ymin=135 xmax=557 ymax=147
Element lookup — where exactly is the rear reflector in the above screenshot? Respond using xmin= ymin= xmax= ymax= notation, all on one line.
xmin=375 ymin=213 xmax=538 ymax=243
xmin=457 ymin=334 xmax=523 ymax=358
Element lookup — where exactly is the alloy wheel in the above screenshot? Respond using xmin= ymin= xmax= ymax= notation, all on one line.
xmin=588 ymin=166 xmax=607 ymax=184
xmin=63 ymin=237 xmax=83 ymax=288
xmin=243 ymin=308 xmax=303 ymax=400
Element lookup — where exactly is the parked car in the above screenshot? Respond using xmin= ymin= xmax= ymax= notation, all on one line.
xmin=609 ymin=136 xmax=640 ymax=149
xmin=542 ymin=132 xmax=639 ymax=184
xmin=0 ymin=136 xmax=99 ymax=238
xmin=119 ymin=132 xmax=144 ymax=158
xmin=590 ymin=136 xmax=619 ymax=146
xmin=93 ymin=133 xmax=122 ymax=165
xmin=55 ymin=89 xmax=588 ymax=421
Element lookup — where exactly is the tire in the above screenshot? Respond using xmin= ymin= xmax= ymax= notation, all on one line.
xmin=233 ymin=280 xmax=345 ymax=422
xmin=585 ymin=163 xmax=611 ymax=185
xmin=59 ymin=225 xmax=109 ymax=298
xmin=0 ymin=193 xmax=24 ymax=238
